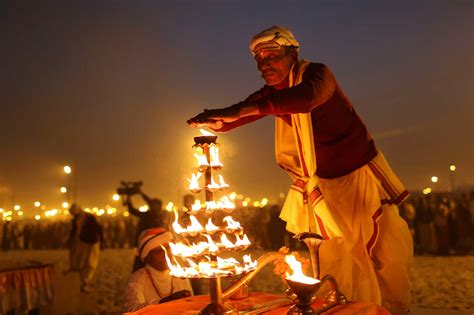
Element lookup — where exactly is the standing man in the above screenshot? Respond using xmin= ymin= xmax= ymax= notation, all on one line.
xmin=124 ymin=185 xmax=166 ymax=272
xmin=67 ymin=204 xmax=103 ymax=292
xmin=188 ymin=25 xmax=413 ymax=314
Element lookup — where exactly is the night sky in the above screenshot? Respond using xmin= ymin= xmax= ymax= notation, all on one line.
xmin=1 ymin=1 xmax=472 ymax=211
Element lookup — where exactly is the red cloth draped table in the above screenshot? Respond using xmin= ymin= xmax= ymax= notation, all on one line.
xmin=0 ymin=261 xmax=55 ymax=314
xmin=125 ymin=292 xmax=390 ymax=315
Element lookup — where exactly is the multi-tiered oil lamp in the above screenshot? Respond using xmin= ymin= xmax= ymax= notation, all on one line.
xmin=165 ymin=130 xmax=347 ymax=315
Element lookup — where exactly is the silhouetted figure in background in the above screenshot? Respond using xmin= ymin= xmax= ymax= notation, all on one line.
xmin=119 ymin=182 xmax=166 ymax=272
xmin=415 ymin=195 xmax=436 ymax=254
xmin=67 ymin=204 xmax=103 ymax=293
xmin=434 ymin=196 xmax=451 ymax=255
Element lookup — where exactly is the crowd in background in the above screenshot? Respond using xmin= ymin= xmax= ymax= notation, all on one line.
xmin=399 ymin=191 xmax=473 ymax=255
xmin=2 ymin=190 xmax=473 ymax=255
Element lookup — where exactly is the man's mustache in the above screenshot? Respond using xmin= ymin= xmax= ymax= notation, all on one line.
xmin=260 ymin=67 xmax=278 ymax=74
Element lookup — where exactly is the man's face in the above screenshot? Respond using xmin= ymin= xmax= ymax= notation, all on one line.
xmin=145 ymin=244 xmax=170 ymax=271
xmin=255 ymin=47 xmax=295 ymax=86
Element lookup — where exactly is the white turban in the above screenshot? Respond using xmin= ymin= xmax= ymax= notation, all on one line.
xmin=137 ymin=228 xmax=173 ymax=261
xmin=250 ymin=25 xmax=300 ymax=56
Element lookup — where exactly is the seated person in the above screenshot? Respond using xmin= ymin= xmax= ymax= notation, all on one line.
xmin=122 ymin=228 xmax=193 ymax=312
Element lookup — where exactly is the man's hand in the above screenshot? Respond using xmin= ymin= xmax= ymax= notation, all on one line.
xmin=187 ymin=118 xmax=224 ymax=130
xmin=158 ymin=290 xmax=192 ymax=303
xmin=188 ymin=107 xmax=240 ymax=125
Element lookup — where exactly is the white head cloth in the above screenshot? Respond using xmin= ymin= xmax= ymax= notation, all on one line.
xmin=137 ymin=228 xmax=173 ymax=261
xmin=250 ymin=25 xmax=300 ymax=56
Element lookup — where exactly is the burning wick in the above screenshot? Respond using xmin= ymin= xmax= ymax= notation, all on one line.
xmin=285 ymin=255 xmax=320 ymax=285
xmin=200 ymin=129 xmax=215 ymax=136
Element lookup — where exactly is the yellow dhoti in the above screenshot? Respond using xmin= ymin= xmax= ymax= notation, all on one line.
xmin=277 ymin=60 xmax=413 ymax=315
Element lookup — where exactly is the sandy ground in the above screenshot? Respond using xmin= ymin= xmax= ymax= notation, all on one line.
xmin=1 ymin=249 xmax=473 ymax=314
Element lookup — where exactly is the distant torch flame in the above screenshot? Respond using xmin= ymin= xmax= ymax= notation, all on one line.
xmin=285 ymin=255 xmax=320 ymax=285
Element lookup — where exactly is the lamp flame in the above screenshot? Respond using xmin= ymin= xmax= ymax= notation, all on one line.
xmin=191 ymin=200 xmax=202 ymax=211
xmin=285 ymin=255 xmax=320 ymax=285
xmin=194 ymin=153 xmax=209 ymax=167
xmin=210 ymin=146 xmax=223 ymax=168
xmin=188 ymin=172 xmax=202 ymax=191
xmin=205 ymin=196 xmax=236 ymax=212
xmin=205 ymin=218 xmax=219 ymax=233
xmin=207 ymin=175 xmax=221 ymax=190
xmin=200 ymin=129 xmax=215 ymax=136
xmin=203 ymin=234 xmax=220 ymax=253
xmin=187 ymin=215 xmax=204 ymax=234
xmin=223 ymin=216 xmax=241 ymax=230
xmin=219 ymin=234 xmax=236 ymax=249
xmin=235 ymin=234 xmax=251 ymax=247
xmin=217 ymin=257 xmax=239 ymax=269
xmin=172 ymin=210 xmax=187 ymax=234
xmin=217 ymin=175 xmax=229 ymax=188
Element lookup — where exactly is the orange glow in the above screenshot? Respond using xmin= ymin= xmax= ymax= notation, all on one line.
xmin=285 ymin=255 xmax=320 ymax=284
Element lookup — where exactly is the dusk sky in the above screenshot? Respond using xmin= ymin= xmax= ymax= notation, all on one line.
xmin=1 ymin=1 xmax=472 ymax=211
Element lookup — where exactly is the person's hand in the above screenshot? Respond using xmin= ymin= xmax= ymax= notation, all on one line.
xmin=187 ymin=107 xmax=240 ymax=126
xmin=158 ymin=290 xmax=192 ymax=303
xmin=187 ymin=118 xmax=224 ymax=130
